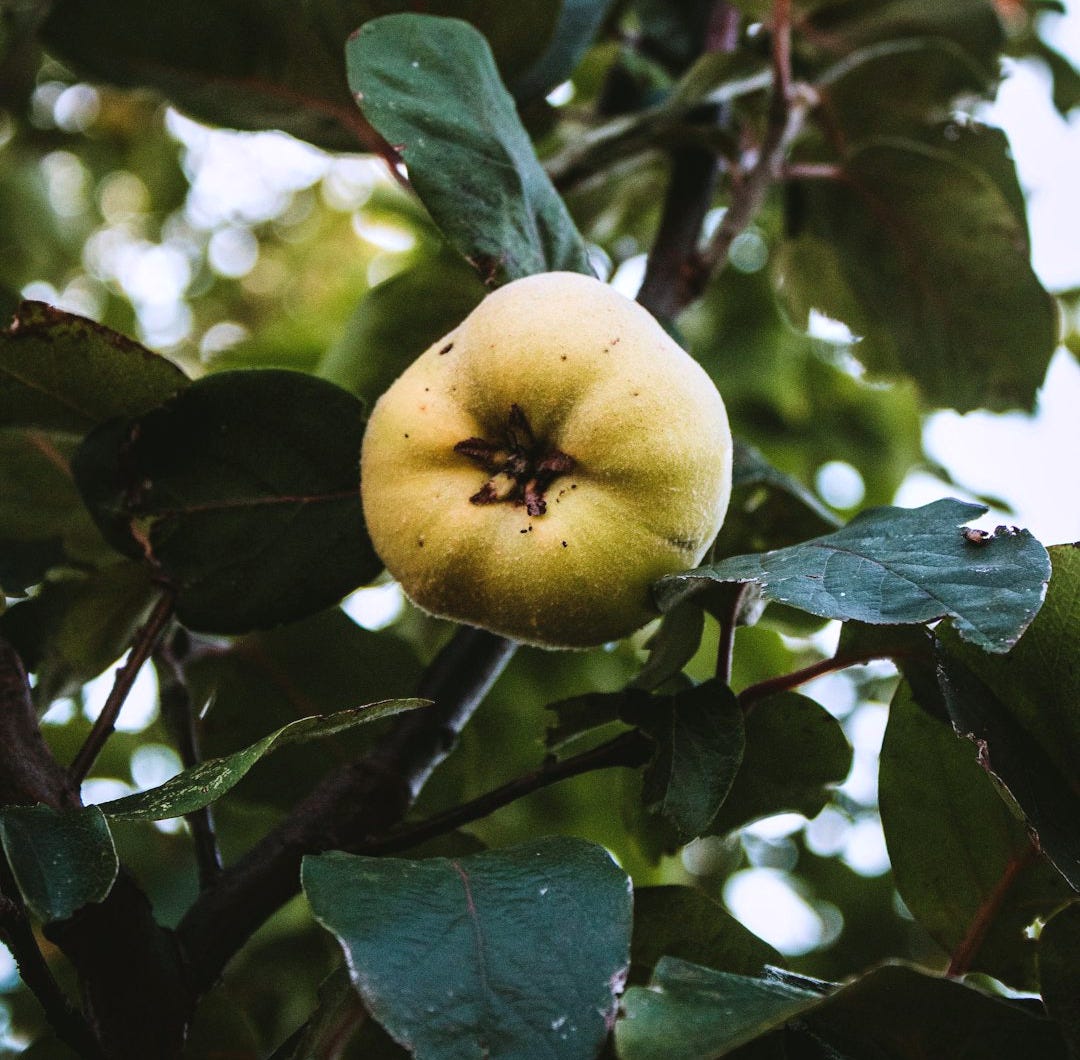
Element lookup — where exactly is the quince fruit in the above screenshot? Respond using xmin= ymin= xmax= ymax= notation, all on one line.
xmin=360 ymin=271 xmax=732 ymax=647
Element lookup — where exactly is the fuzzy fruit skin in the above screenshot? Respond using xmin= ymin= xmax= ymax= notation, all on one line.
xmin=360 ymin=271 xmax=732 ymax=648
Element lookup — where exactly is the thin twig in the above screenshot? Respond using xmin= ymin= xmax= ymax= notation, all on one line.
xmin=715 ymin=584 xmax=751 ymax=684
xmin=737 ymin=649 xmax=901 ymax=712
xmin=154 ymin=630 xmax=223 ymax=889
xmin=367 ymin=730 xmax=654 ymax=856
xmin=69 ymin=587 xmax=177 ymax=786
xmin=692 ymin=0 xmax=813 ymax=288
xmin=0 ymin=859 xmax=106 ymax=1059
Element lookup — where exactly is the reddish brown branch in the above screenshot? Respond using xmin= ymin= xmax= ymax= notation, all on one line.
xmin=738 ymin=649 xmax=903 ymax=711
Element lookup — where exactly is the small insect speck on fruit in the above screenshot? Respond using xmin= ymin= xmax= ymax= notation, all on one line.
xmin=562 ymin=541 xmax=567 ymax=548
xmin=560 ymin=354 xmax=567 ymax=361
xmin=439 ymin=342 xmax=454 ymax=355
xmin=403 ymin=433 xmax=409 ymax=438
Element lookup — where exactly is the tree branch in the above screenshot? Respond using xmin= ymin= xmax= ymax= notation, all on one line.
xmin=177 ymin=626 xmax=517 ymax=998
xmin=367 ymin=729 xmax=654 ymax=856
xmin=636 ymin=2 xmax=740 ymax=321
xmin=688 ymin=0 xmax=813 ymax=293
xmin=1 ymin=638 xmax=188 ymax=1058
xmin=69 ymin=587 xmax=176 ymax=785
xmin=737 ymin=649 xmax=906 ymax=711
xmin=0 ymin=858 xmax=106 ymax=1060
xmin=0 ymin=639 xmax=79 ymax=810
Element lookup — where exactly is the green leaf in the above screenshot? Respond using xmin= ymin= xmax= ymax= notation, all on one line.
xmin=777 ymin=139 xmax=1057 ymax=412
xmin=631 ymin=603 xmax=706 ymax=693
xmin=617 ymin=959 xmax=1069 ymax=1059
xmin=72 ymin=369 xmax=379 ymax=634
xmin=819 ymin=37 xmax=995 ymax=143
xmin=880 ymin=682 xmax=1072 ymax=990
xmin=191 ymin=607 xmax=421 ymax=809
xmin=807 ymin=0 xmax=1005 ymax=78
xmin=936 ymin=543 xmax=1080 ymax=888
xmin=630 ymin=886 xmax=780 ymax=986
xmin=638 ymin=680 xmax=745 ymax=841
xmin=319 ymin=252 xmax=486 ymax=410
xmin=658 ymin=499 xmax=1051 ymax=653
xmin=303 ymin=837 xmax=632 ymax=1059
xmin=0 ymin=428 xmax=113 ymax=593
xmin=512 ymin=0 xmax=617 ymax=101
xmin=801 ymin=963 xmax=1067 ymax=1059
xmin=347 ymin=14 xmax=592 ymax=285
xmin=0 ymin=302 xmax=188 ymax=434
xmin=268 ymin=965 xmax=378 ymax=1060
xmin=40 ymin=1 xmax=563 ymax=152
xmin=707 ymin=692 xmax=851 ymax=836
xmin=0 ymin=805 xmax=118 ymax=922
xmin=1039 ymin=902 xmax=1080 ymax=1057
xmin=0 ymin=561 xmax=158 ymax=708
xmin=616 ymin=957 xmax=822 ymax=1058
xmin=98 ymin=700 xmax=428 ymax=820
xmin=712 ymin=439 xmax=840 ymax=560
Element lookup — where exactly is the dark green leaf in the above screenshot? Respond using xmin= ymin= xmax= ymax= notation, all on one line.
xmin=777 ymin=140 xmax=1057 ymax=411
xmin=98 ymin=700 xmax=428 ymax=820
xmin=0 ymin=561 xmax=158 ymax=708
xmin=630 ymin=886 xmax=780 ymax=985
xmin=319 ymin=251 xmax=486 ymax=410
xmin=616 ymin=957 xmax=821 ymax=1058
xmin=40 ymin=1 xmax=562 ymax=152
xmin=617 ymin=959 xmax=1068 ymax=1059
xmin=801 ymin=963 xmax=1067 ymax=1059
xmin=707 ymin=692 xmax=851 ymax=836
xmin=711 ymin=439 xmax=840 ymax=561
xmin=819 ymin=37 xmax=995 ymax=143
xmin=880 ymin=682 xmax=1072 ymax=990
xmin=544 ymin=690 xmax=644 ymax=751
xmin=0 ymin=805 xmax=117 ymax=922
xmin=303 ymin=837 xmax=632 ymax=1059
xmin=192 ymin=607 xmax=421 ymax=809
xmin=0 ymin=428 xmax=113 ymax=592
xmin=631 ymin=603 xmax=706 ymax=693
xmin=512 ymin=0 xmax=617 ymax=101
xmin=936 ymin=543 xmax=1080 ymax=888
xmin=72 ymin=369 xmax=379 ymax=634
xmin=639 ymin=680 xmax=745 ymax=841
xmin=807 ymin=0 xmax=1005 ymax=78
xmin=659 ymin=499 xmax=1051 ymax=653
xmin=347 ymin=14 xmax=592 ymax=284
xmin=269 ymin=965 xmax=371 ymax=1060
xmin=0 ymin=302 xmax=187 ymax=434
xmin=1039 ymin=902 xmax=1080 ymax=1057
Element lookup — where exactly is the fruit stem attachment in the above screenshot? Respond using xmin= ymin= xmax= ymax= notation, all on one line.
xmin=454 ymin=404 xmax=576 ymax=516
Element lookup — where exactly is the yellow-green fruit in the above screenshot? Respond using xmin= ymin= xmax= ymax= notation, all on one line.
xmin=360 ymin=271 xmax=732 ymax=648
